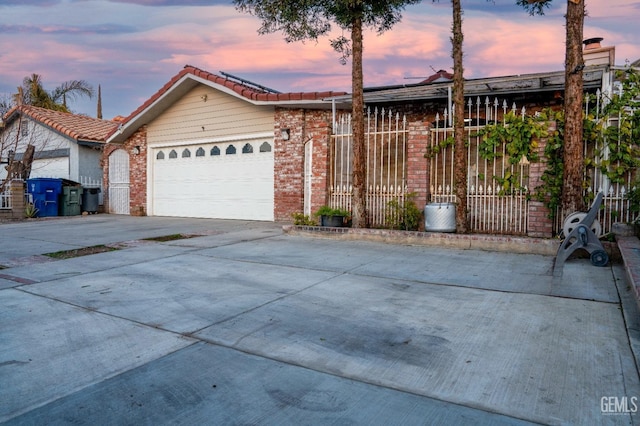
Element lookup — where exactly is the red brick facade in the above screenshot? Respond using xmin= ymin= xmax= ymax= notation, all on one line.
xmin=102 ymin=126 xmax=148 ymax=216
xmin=274 ymin=107 xmax=333 ymax=222
xmin=102 ymin=105 xmax=553 ymax=238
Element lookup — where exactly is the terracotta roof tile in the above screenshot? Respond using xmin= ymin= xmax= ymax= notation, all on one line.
xmin=4 ymin=105 xmax=119 ymax=143
xmin=116 ymin=65 xmax=347 ymax=130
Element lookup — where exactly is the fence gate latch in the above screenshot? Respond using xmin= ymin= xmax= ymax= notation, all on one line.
xmin=553 ymin=192 xmax=609 ymax=277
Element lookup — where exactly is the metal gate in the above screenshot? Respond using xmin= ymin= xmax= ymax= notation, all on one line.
xmin=108 ymin=149 xmax=130 ymax=215
xmin=304 ymin=139 xmax=313 ymax=217
xmin=429 ymin=98 xmax=530 ymax=235
xmin=330 ymin=108 xmax=408 ymax=227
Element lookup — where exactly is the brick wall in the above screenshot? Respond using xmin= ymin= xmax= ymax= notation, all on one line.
xmin=274 ymin=107 xmax=333 ymax=222
xmin=526 ymin=123 xmax=555 ymax=238
xmin=101 ymin=126 xmax=148 ymax=216
xmin=407 ymin=117 xmax=431 ymax=214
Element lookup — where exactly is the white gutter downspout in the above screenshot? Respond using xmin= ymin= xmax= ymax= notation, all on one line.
xmin=332 ymin=99 xmax=336 ymax=133
xmin=448 ymin=85 xmax=453 ymax=127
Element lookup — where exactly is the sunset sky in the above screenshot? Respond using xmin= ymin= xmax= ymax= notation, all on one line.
xmin=1 ymin=0 xmax=638 ymax=120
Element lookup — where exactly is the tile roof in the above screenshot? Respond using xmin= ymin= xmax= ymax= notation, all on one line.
xmin=3 ymin=105 xmax=119 ymax=143
xmin=114 ymin=65 xmax=347 ymax=135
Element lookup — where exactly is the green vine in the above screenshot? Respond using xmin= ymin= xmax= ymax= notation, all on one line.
xmin=474 ymin=111 xmax=545 ymax=165
xmin=534 ymin=66 xmax=640 ymax=220
xmin=587 ymin=67 xmax=640 ymax=184
xmin=533 ymin=108 xmax=565 ymax=219
xmin=424 ymin=135 xmax=455 ymax=158
xmin=422 ymin=67 xmax=640 ymax=223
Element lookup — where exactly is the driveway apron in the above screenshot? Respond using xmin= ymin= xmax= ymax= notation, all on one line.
xmin=1 ymin=215 xmax=638 ymax=425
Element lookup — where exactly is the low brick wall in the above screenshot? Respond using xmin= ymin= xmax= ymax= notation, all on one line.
xmin=283 ymin=225 xmax=560 ymax=256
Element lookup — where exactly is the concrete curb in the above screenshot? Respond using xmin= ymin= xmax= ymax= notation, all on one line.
xmin=617 ymin=236 xmax=640 ymax=303
xmin=283 ymin=225 xmax=617 ymax=257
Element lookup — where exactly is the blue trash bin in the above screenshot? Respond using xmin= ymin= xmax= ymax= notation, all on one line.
xmin=27 ymin=178 xmax=63 ymax=217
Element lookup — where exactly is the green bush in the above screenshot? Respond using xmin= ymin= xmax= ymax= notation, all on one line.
xmin=291 ymin=212 xmax=317 ymax=226
xmin=385 ymin=193 xmax=422 ymax=231
xmin=314 ymin=206 xmax=350 ymax=218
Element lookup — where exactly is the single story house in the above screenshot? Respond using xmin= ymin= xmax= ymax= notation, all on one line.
xmin=104 ymin=65 xmax=347 ymax=219
xmin=1 ymin=105 xmax=118 ymax=186
xmin=104 ymin=38 xmax=629 ymax=237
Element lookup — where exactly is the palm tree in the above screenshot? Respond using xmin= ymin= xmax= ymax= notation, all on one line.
xmin=13 ymin=74 xmax=94 ymax=113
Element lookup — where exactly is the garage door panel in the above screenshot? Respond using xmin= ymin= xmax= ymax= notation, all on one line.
xmin=152 ymin=143 xmax=274 ymax=220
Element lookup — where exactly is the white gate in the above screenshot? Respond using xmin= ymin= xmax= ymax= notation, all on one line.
xmin=304 ymin=139 xmax=313 ymax=216
xmin=429 ymin=98 xmax=530 ymax=235
xmin=108 ymin=149 xmax=130 ymax=215
xmin=330 ymin=108 xmax=408 ymax=227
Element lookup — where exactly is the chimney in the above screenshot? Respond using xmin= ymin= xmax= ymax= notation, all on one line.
xmin=583 ymin=37 xmax=615 ymax=67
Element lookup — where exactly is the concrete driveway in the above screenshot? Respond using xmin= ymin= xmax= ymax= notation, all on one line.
xmin=1 ymin=215 xmax=639 ymax=425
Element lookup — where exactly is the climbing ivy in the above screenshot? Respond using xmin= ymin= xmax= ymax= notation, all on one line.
xmin=423 ymin=67 xmax=640 ymax=221
xmin=586 ymin=67 xmax=640 ymax=184
xmin=472 ymin=111 xmax=547 ymax=195
xmin=424 ymin=135 xmax=455 ymax=158
xmin=533 ymin=108 xmax=565 ymax=219
xmin=535 ymin=66 xmax=640 ymax=220
xmin=474 ymin=111 xmax=546 ymax=165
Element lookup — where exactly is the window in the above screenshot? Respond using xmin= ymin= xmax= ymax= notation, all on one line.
xmin=242 ymin=143 xmax=253 ymax=154
xmin=182 ymin=148 xmax=191 ymax=158
xmin=169 ymin=149 xmax=178 ymax=159
xmin=226 ymin=145 xmax=236 ymax=155
xmin=260 ymin=142 xmax=272 ymax=153
xmin=211 ymin=146 xmax=221 ymax=156
xmin=156 ymin=151 xmax=165 ymax=160
xmin=196 ymin=147 xmax=205 ymax=157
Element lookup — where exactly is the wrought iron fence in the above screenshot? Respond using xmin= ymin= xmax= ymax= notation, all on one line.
xmin=429 ymin=97 xmax=530 ymax=235
xmin=330 ymin=108 xmax=408 ymax=227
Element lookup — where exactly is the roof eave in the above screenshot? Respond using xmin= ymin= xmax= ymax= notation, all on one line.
xmin=329 ymin=66 xmax=608 ymax=104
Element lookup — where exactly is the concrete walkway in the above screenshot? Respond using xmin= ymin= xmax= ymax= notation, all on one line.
xmin=1 ymin=215 xmax=639 ymax=425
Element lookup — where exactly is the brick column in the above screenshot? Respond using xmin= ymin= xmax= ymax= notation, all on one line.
xmin=10 ymin=179 xmax=25 ymax=219
xmin=407 ymin=118 xmax=430 ymax=212
xmin=274 ymin=108 xmax=333 ymax=222
xmin=527 ymin=123 xmax=555 ymax=238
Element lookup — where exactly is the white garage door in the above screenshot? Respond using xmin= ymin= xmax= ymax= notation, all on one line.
xmin=151 ymin=141 xmax=274 ymax=220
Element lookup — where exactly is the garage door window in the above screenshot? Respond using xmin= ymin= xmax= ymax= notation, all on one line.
xmin=226 ymin=145 xmax=236 ymax=155
xmin=196 ymin=147 xmax=205 ymax=157
xmin=211 ymin=146 xmax=220 ymax=156
xmin=242 ymin=143 xmax=253 ymax=154
xmin=169 ymin=149 xmax=177 ymax=159
xmin=156 ymin=151 xmax=165 ymax=160
xmin=260 ymin=142 xmax=272 ymax=152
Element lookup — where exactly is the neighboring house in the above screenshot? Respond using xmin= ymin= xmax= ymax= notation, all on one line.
xmin=104 ymin=65 xmax=347 ymax=219
xmin=0 ymin=105 xmax=118 ymax=185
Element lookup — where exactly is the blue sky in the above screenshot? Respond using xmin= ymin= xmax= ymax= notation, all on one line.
xmin=1 ymin=0 xmax=638 ymax=120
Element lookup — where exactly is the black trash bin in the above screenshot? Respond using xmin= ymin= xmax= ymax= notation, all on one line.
xmin=82 ymin=187 xmax=101 ymax=214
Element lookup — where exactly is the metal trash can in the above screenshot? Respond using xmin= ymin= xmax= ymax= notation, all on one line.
xmin=424 ymin=202 xmax=456 ymax=232
xmin=82 ymin=187 xmax=101 ymax=213
xmin=27 ymin=178 xmax=63 ymax=217
xmin=60 ymin=185 xmax=83 ymax=216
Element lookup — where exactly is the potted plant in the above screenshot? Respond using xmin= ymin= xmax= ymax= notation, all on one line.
xmin=315 ymin=206 xmax=350 ymax=227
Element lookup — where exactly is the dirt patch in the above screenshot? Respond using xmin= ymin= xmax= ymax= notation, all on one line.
xmin=142 ymin=234 xmax=198 ymax=242
xmin=44 ymin=245 xmax=120 ymax=260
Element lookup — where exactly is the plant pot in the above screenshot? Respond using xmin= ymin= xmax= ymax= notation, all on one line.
xmin=320 ymin=215 xmax=345 ymax=227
